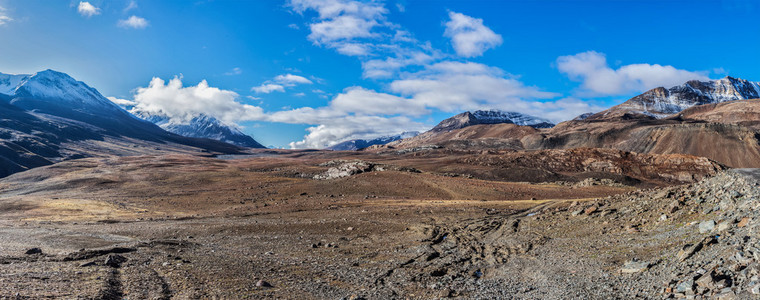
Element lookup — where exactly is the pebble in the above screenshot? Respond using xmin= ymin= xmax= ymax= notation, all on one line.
xmin=24 ymin=248 xmax=42 ymax=255
xmin=105 ymin=254 xmax=127 ymax=268
xmin=699 ymin=220 xmax=716 ymax=233
xmin=738 ymin=217 xmax=750 ymax=228
xmin=621 ymin=260 xmax=649 ymax=273
xmin=676 ymin=278 xmax=694 ymax=293
xmin=256 ymin=280 xmax=273 ymax=288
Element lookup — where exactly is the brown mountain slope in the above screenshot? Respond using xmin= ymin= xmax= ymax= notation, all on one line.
xmin=386 ymin=123 xmax=540 ymax=150
xmin=384 ymin=99 xmax=760 ymax=168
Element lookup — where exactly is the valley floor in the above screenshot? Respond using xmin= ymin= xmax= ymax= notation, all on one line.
xmin=0 ymin=151 xmax=754 ymax=299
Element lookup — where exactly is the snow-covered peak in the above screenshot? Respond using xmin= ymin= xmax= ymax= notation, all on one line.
xmin=470 ymin=110 xmax=554 ymax=127
xmin=0 ymin=73 xmax=31 ymax=96
xmin=610 ymin=76 xmax=760 ymax=118
xmin=129 ymin=109 xmax=264 ymax=148
xmin=431 ymin=110 xmax=554 ymax=132
xmin=0 ymin=69 xmax=124 ymax=113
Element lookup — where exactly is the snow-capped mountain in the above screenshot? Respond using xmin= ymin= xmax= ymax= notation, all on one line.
xmin=326 ymin=131 xmax=419 ymax=150
xmin=130 ymin=111 xmax=265 ymax=148
xmin=431 ymin=110 xmax=554 ymax=132
xmin=3 ymin=70 xmax=125 ymax=114
xmin=0 ymin=69 xmax=242 ymax=177
xmin=599 ymin=76 xmax=760 ymax=118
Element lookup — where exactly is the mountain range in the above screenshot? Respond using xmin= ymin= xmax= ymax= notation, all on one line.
xmin=326 ymin=131 xmax=419 ymax=150
xmin=130 ymin=111 xmax=265 ymax=148
xmin=0 ymin=70 xmax=242 ymax=177
xmin=387 ymin=76 xmax=760 ymax=168
xmin=2 ymin=70 xmax=760 ymax=177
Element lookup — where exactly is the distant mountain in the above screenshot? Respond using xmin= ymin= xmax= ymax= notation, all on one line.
xmin=327 ymin=131 xmax=419 ymax=150
xmin=591 ymin=76 xmax=760 ymax=119
xmin=431 ymin=110 xmax=554 ymax=132
xmin=131 ymin=111 xmax=265 ymax=148
xmin=0 ymin=69 xmax=241 ymax=177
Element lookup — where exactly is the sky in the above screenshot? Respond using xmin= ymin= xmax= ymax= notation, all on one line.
xmin=0 ymin=0 xmax=758 ymax=148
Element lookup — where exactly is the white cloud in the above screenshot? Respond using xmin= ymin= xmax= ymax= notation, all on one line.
xmin=107 ymin=96 xmax=136 ymax=106
xmin=287 ymin=0 xmax=438 ymax=78
xmin=252 ymin=83 xmax=285 ymax=94
xmin=444 ymin=11 xmax=502 ymax=58
xmin=128 ymin=76 xmax=265 ymax=124
xmin=288 ymin=0 xmax=387 ymax=45
xmin=330 ymin=87 xmax=427 ymax=116
xmin=124 ymin=0 xmax=138 ymax=12
xmin=288 ymin=23 xmax=300 ymax=30
xmin=77 ymin=2 xmax=101 ymax=17
xmin=274 ymin=74 xmax=313 ymax=85
xmin=224 ymin=67 xmax=242 ymax=76
xmin=252 ymin=73 xmax=313 ymax=93
xmin=557 ymin=51 xmax=710 ymax=96
xmin=390 ymin=61 xmax=558 ymax=113
xmin=288 ymin=115 xmax=426 ymax=149
xmin=0 ymin=6 xmax=12 ymax=26
xmin=118 ymin=15 xmax=149 ymax=29
xmin=309 ymin=15 xmax=379 ymax=44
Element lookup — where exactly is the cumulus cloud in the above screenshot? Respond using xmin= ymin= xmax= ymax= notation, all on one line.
xmin=289 ymin=0 xmax=387 ymax=44
xmin=557 ymin=51 xmax=710 ymax=96
xmin=330 ymin=87 xmax=427 ymax=116
xmin=288 ymin=0 xmax=439 ymax=79
xmin=77 ymin=2 xmax=101 ymax=17
xmin=0 ymin=6 xmax=12 ymax=26
xmin=390 ymin=61 xmax=558 ymax=113
xmin=287 ymin=115 xmax=427 ymax=149
xmin=274 ymin=74 xmax=313 ymax=85
xmin=128 ymin=76 xmax=264 ymax=124
xmin=118 ymin=15 xmax=149 ymax=29
xmin=252 ymin=84 xmax=285 ymax=94
xmin=106 ymin=96 xmax=136 ymax=106
xmin=444 ymin=11 xmax=502 ymax=57
xmin=252 ymin=73 xmax=313 ymax=93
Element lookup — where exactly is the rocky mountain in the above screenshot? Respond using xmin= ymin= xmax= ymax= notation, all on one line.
xmin=326 ymin=131 xmax=419 ymax=150
xmin=591 ymin=76 xmax=760 ymax=119
xmin=0 ymin=69 xmax=241 ymax=177
xmin=382 ymin=77 xmax=760 ymax=168
xmin=431 ymin=110 xmax=554 ymax=132
xmin=131 ymin=111 xmax=265 ymax=148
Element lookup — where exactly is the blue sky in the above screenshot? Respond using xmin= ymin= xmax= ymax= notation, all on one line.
xmin=0 ymin=0 xmax=758 ymax=148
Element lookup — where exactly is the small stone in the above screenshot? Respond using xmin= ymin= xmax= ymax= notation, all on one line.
xmin=695 ymin=273 xmax=714 ymax=289
xmin=716 ymin=289 xmax=736 ymax=300
xmin=678 ymin=243 xmax=703 ymax=262
xmin=256 ymin=280 xmax=273 ymax=288
xmin=571 ymin=209 xmax=583 ymax=216
xmin=676 ymin=278 xmax=694 ymax=293
xmin=660 ymin=214 xmax=668 ymax=221
xmin=751 ymin=283 xmax=760 ymax=294
xmin=738 ymin=217 xmax=750 ymax=228
xmin=621 ymin=260 xmax=649 ymax=273
xmin=699 ymin=220 xmax=716 ymax=233
xmin=104 ymin=254 xmax=127 ymax=268
xmin=24 ymin=248 xmax=42 ymax=255
xmin=717 ymin=221 xmax=732 ymax=232
xmin=584 ymin=206 xmax=598 ymax=215
xmin=79 ymin=261 xmax=97 ymax=267
xmin=346 ymin=227 xmax=354 ymax=231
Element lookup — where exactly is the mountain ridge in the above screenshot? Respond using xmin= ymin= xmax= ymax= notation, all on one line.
xmin=0 ymin=69 xmax=243 ymax=177
xmin=326 ymin=131 xmax=419 ymax=150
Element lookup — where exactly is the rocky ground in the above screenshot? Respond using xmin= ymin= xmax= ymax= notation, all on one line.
xmin=0 ymin=149 xmax=751 ymax=299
